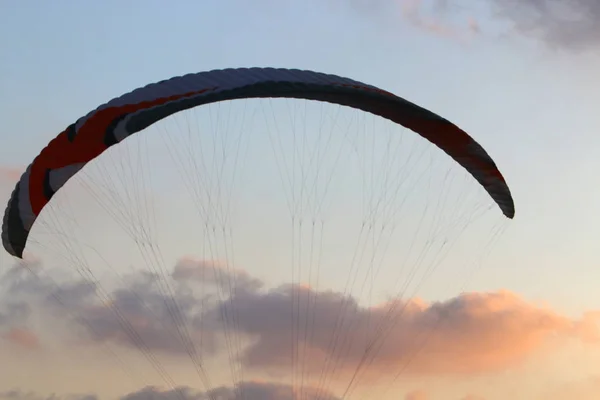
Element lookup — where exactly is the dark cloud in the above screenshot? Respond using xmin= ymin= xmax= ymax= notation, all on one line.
xmin=0 ymin=259 xmax=96 ymax=328
xmin=77 ymin=272 xmax=217 ymax=355
xmin=0 ymin=391 xmax=97 ymax=400
xmin=0 ymin=386 xmax=492 ymax=400
xmin=0 ymin=258 xmax=224 ymax=355
xmin=212 ymin=285 xmax=600 ymax=377
xmin=120 ymin=387 xmax=200 ymax=400
xmin=0 ymin=302 xmax=31 ymax=327
xmin=53 ymin=258 xmax=262 ymax=357
xmin=0 ymin=262 xmax=40 ymax=348
xmin=342 ymin=0 xmax=600 ymax=52
xmin=486 ymin=0 xmax=600 ymax=51
xmin=2 ymin=383 xmax=341 ymax=400
xmin=2 ymin=257 xmax=599 ymax=382
xmin=120 ymin=382 xmax=341 ymax=400
xmin=424 ymin=0 xmax=600 ymax=51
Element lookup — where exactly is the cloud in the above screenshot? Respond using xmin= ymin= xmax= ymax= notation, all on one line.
xmin=340 ymin=0 xmax=480 ymax=40
xmin=1 ymin=327 xmax=39 ymax=349
xmin=411 ymin=0 xmax=600 ymax=52
xmin=399 ymin=0 xmax=479 ymax=39
xmin=0 ymin=391 xmax=97 ymax=400
xmin=543 ymin=375 xmax=600 ymax=400
xmin=172 ymin=257 xmax=263 ymax=293
xmin=2 ymin=382 xmax=341 ymax=400
xmin=485 ymin=0 xmax=600 ymax=51
xmin=0 ymin=385 xmax=493 ymax=400
xmin=343 ymin=0 xmax=600 ymax=52
xmin=0 ymin=258 xmax=225 ymax=356
xmin=65 ymin=269 xmax=220 ymax=356
xmin=0 ymin=302 xmax=31 ymax=327
xmin=0 ymin=263 xmax=40 ymax=349
xmin=121 ymin=382 xmax=341 ymax=400
xmin=405 ymin=389 xmax=429 ymax=400
xmin=1 ymin=257 xmax=599 ymax=386
xmin=212 ymin=285 xmax=600 ymax=378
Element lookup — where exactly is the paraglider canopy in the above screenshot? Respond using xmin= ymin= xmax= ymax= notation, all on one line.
xmin=1 ymin=67 xmax=514 ymax=259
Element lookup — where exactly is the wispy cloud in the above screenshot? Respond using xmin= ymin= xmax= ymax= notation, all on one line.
xmin=399 ymin=0 xmax=480 ymax=40
xmin=485 ymin=0 xmax=600 ymax=51
xmin=1 ymin=327 xmax=39 ymax=350
xmin=344 ymin=0 xmax=600 ymax=52
xmin=172 ymin=257 xmax=264 ymax=293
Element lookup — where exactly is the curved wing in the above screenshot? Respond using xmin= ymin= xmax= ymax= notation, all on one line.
xmin=2 ymin=67 xmax=514 ymax=258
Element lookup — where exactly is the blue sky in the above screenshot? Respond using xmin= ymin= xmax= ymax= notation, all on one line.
xmin=1 ymin=1 xmax=600 ymax=399
xmin=2 ymin=0 xmax=600 ymax=312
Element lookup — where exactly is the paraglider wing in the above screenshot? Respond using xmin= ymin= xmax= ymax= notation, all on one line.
xmin=1 ymin=67 xmax=514 ymax=258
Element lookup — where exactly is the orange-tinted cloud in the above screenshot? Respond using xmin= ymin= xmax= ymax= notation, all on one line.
xmin=400 ymin=0 xmax=460 ymax=38
xmin=1 ymin=327 xmax=39 ymax=349
xmin=404 ymin=389 xmax=429 ymax=400
xmin=396 ymin=0 xmax=483 ymax=41
xmin=543 ymin=375 xmax=600 ymax=400
xmin=467 ymin=17 xmax=480 ymax=35
xmin=340 ymin=0 xmax=481 ymax=41
xmin=2 ymin=258 xmax=599 ymax=386
xmin=212 ymin=286 xmax=600 ymax=379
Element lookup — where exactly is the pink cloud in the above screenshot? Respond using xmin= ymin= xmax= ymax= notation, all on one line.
xmin=467 ymin=17 xmax=481 ymax=34
xmin=398 ymin=0 xmax=481 ymax=40
xmin=2 ymin=327 xmax=39 ymax=349
xmin=405 ymin=389 xmax=429 ymax=400
xmin=3 ymin=259 xmax=599 ymax=387
xmin=397 ymin=0 xmax=600 ymax=52
xmin=212 ymin=286 xmax=600 ymax=379
xmin=544 ymin=375 xmax=600 ymax=400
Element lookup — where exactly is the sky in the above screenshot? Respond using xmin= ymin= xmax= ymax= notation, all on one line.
xmin=1 ymin=0 xmax=600 ymax=399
